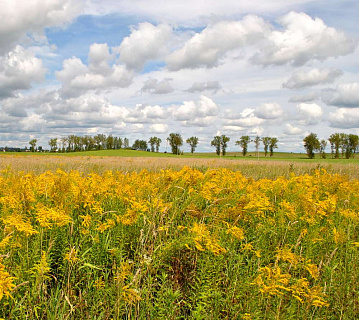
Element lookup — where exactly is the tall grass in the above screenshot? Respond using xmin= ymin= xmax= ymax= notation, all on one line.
xmin=0 ymin=164 xmax=358 ymax=319
xmin=1 ymin=154 xmax=358 ymax=179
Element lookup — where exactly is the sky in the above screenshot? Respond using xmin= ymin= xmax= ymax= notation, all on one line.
xmin=0 ymin=0 xmax=358 ymax=152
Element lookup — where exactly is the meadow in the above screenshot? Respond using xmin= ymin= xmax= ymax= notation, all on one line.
xmin=0 ymin=154 xmax=358 ymax=319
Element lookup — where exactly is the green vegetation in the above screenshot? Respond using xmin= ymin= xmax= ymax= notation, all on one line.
xmin=1 ymin=166 xmax=358 ymax=319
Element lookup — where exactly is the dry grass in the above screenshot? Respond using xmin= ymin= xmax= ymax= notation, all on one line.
xmin=1 ymin=154 xmax=358 ymax=179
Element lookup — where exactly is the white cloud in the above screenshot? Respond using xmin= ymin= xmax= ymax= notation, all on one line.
xmin=185 ymin=81 xmax=221 ymax=93
xmin=167 ymin=15 xmax=270 ymax=70
xmin=172 ymin=95 xmax=220 ymax=126
xmin=0 ymin=0 xmax=84 ymax=53
xmin=116 ymin=23 xmax=172 ymax=71
xmin=224 ymin=108 xmax=265 ymax=127
xmin=56 ymin=49 xmax=134 ymax=97
xmin=1 ymin=90 xmax=54 ymax=117
xmin=141 ymin=78 xmax=174 ymax=94
xmin=253 ymin=12 xmax=357 ymax=66
xmin=0 ymin=46 xmax=46 ymax=98
xmin=248 ymin=126 xmax=264 ymax=136
xmin=322 ymin=82 xmax=359 ymax=108
xmin=165 ymin=11 xmax=356 ymax=71
xmin=283 ymin=123 xmax=303 ymax=135
xmin=126 ymin=104 xmax=168 ymax=123
xmin=254 ymin=102 xmax=283 ymax=119
xmin=88 ymin=43 xmax=112 ymax=75
xmin=131 ymin=123 xmax=144 ymax=132
xmin=328 ymin=108 xmax=359 ymax=129
xmin=222 ymin=125 xmax=245 ymax=132
xmin=297 ymin=102 xmax=323 ymax=125
xmin=149 ymin=123 xmax=168 ymax=133
xmin=19 ymin=114 xmax=46 ymax=132
xmin=85 ymin=0 xmax=315 ymax=26
xmin=283 ymin=68 xmax=343 ymax=89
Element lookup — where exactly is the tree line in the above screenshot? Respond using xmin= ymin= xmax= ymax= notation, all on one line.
xmin=26 ymin=133 xmax=281 ymax=155
xmin=303 ymin=133 xmax=359 ymax=159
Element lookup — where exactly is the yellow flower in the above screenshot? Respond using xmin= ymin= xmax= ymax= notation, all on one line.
xmin=0 ymin=260 xmax=16 ymax=301
xmin=64 ymin=247 xmax=79 ymax=264
xmin=31 ymin=251 xmax=51 ymax=283
xmin=94 ymin=278 xmax=105 ymax=289
xmin=226 ymin=226 xmax=245 ymax=241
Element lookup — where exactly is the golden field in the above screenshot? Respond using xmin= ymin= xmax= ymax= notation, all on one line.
xmin=0 ymin=155 xmax=358 ymax=319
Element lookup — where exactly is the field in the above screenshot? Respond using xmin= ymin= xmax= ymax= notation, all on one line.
xmin=0 ymin=154 xmax=358 ymax=319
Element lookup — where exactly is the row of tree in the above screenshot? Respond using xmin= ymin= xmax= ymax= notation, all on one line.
xmin=47 ymin=135 xmax=131 ymax=152
xmin=28 ymin=133 xmax=280 ymax=155
xmin=303 ymin=133 xmax=359 ymax=159
xmin=209 ymin=135 xmax=278 ymax=157
xmin=166 ymin=133 xmax=279 ymax=156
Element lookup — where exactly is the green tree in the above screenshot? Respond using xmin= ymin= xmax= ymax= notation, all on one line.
xmin=269 ymin=137 xmax=278 ymax=157
xmin=114 ymin=137 xmax=123 ymax=149
xmin=220 ymin=135 xmax=230 ymax=156
xmin=132 ymin=139 xmax=148 ymax=151
xmin=262 ymin=137 xmax=271 ymax=157
xmin=106 ymin=134 xmax=114 ymax=150
xmin=124 ymin=138 xmax=130 ymax=148
xmin=328 ymin=133 xmax=341 ymax=159
xmin=48 ymin=138 xmax=58 ymax=152
xmin=155 ymin=138 xmax=162 ymax=153
xmin=186 ymin=136 xmax=199 ymax=154
xmin=303 ymin=133 xmax=320 ymax=159
xmin=348 ymin=134 xmax=359 ymax=158
xmin=211 ymin=136 xmax=221 ymax=156
xmin=339 ymin=133 xmax=348 ymax=158
xmin=167 ymin=133 xmax=183 ymax=154
xmin=320 ymin=139 xmax=327 ymax=159
xmin=29 ymin=139 xmax=37 ymax=152
xmin=253 ymin=136 xmax=261 ymax=158
xmin=148 ymin=137 xmax=157 ymax=152
xmin=60 ymin=137 xmax=68 ymax=153
xmin=235 ymin=136 xmax=251 ymax=156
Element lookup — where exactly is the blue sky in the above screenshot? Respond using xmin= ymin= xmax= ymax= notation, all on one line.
xmin=0 ymin=0 xmax=358 ymax=152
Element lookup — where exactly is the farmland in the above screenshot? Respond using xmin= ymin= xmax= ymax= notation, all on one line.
xmin=0 ymin=154 xmax=358 ymax=319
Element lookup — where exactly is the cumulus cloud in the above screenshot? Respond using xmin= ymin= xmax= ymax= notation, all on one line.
xmin=141 ymin=78 xmax=174 ymax=94
xmin=289 ymin=91 xmax=318 ymax=103
xmin=254 ymin=102 xmax=283 ymax=119
xmin=0 ymin=90 xmax=55 ymax=117
xmin=0 ymin=90 xmax=132 ymax=134
xmin=20 ymin=114 xmax=47 ymax=132
xmin=172 ymin=95 xmax=220 ymax=126
xmin=56 ymin=47 xmax=134 ymax=97
xmin=248 ymin=126 xmax=264 ymax=136
xmin=126 ymin=104 xmax=168 ymax=123
xmin=322 ymin=82 xmax=359 ymax=108
xmin=297 ymin=102 xmax=323 ymax=125
xmin=222 ymin=125 xmax=246 ymax=132
xmin=42 ymin=95 xmax=130 ymax=128
xmin=116 ymin=23 xmax=172 ymax=71
xmin=328 ymin=108 xmax=359 ymax=129
xmin=224 ymin=108 xmax=265 ymax=127
xmin=185 ymin=81 xmax=222 ymax=93
xmin=283 ymin=68 xmax=343 ymax=89
xmin=0 ymin=46 xmax=46 ymax=99
xmin=0 ymin=0 xmax=84 ymax=53
xmin=253 ymin=12 xmax=357 ymax=66
xmin=167 ymin=15 xmax=270 ymax=70
xmin=88 ymin=43 xmax=112 ymax=75
xmin=149 ymin=123 xmax=168 ymax=133
xmin=283 ymin=123 xmax=303 ymax=135
xmin=165 ymin=11 xmax=356 ymax=71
